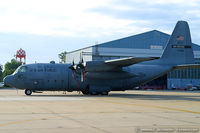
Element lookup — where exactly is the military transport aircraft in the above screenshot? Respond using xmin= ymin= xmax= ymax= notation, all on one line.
xmin=4 ymin=21 xmax=200 ymax=95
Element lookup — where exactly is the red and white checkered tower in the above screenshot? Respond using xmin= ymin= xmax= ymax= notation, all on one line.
xmin=16 ymin=48 xmax=26 ymax=64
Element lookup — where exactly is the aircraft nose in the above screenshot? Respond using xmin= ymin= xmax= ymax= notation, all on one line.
xmin=3 ymin=75 xmax=15 ymax=87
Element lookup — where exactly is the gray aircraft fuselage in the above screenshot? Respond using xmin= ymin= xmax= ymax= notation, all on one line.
xmin=4 ymin=60 xmax=171 ymax=92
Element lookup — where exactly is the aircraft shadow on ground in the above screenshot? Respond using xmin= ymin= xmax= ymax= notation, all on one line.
xmin=108 ymin=93 xmax=200 ymax=102
xmin=30 ymin=92 xmax=200 ymax=102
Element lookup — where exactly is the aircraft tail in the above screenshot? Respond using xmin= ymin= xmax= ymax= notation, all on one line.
xmin=160 ymin=21 xmax=195 ymax=65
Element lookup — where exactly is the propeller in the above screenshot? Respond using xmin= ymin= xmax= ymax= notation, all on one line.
xmin=68 ymin=60 xmax=77 ymax=70
xmin=77 ymin=58 xmax=85 ymax=69
xmin=69 ymin=58 xmax=86 ymax=85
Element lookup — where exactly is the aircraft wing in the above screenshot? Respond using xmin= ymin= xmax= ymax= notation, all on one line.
xmin=84 ymin=57 xmax=157 ymax=72
xmin=173 ymin=64 xmax=200 ymax=70
xmin=105 ymin=57 xmax=156 ymax=67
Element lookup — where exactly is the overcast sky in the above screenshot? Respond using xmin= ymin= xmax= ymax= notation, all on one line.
xmin=0 ymin=0 xmax=200 ymax=65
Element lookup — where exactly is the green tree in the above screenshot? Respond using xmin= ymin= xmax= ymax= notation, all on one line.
xmin=3 ymin=59 xmax=22 ymax=79
xmin=0 ymin=65 xmax=3 ymax=81
xmin=58 ymin=51 xmax=67 ymax=63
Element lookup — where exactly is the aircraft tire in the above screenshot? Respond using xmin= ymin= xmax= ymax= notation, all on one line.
xmin=25 ymin=89 xmax=32 ymax=96
xmin=82 ymin=85 xmax=90 ymax=95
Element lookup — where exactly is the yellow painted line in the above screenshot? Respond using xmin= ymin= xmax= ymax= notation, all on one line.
xmin=0 ymin=116 xmax=57 ymax=127
xmin=94 ymin=99 xmax=200 ymax=115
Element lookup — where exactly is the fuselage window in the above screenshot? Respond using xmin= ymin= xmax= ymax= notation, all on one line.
xmin=18 ymin=66 xmax=27 ymax=73
xmin=13 ymin=66 xmax=27 ymax=74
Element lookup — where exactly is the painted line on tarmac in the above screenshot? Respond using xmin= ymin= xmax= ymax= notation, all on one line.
xmin=0 ymin=97 xmax=84 ymax=101
xmin=0 ymin=116 xmax=58 ymax=127
xmin=94 ymin=100 xmax=200 ymax=115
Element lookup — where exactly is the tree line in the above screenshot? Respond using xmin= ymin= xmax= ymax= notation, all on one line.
xmin=0 ymin=59 xmax=22 ymax=81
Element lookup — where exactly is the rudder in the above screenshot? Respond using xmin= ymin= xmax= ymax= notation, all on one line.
xmin=161 ymin=21 xmax=195 ymax=65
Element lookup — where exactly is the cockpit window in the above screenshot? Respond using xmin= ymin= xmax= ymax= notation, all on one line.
xmin=13 ymin=66 xmax=27 ymax=74
xmin=19 ymin=66 xmax=27 ymax=72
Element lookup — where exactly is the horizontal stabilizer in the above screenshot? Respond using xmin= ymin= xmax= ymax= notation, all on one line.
xmin=173 ymin=64 xmax=200 ymax=70
xmin=105 ymin=57 xmax=156 ymax=67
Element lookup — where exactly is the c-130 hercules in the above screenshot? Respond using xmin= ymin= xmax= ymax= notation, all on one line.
xmin=4 ymin=21 xmax=200 ymax=95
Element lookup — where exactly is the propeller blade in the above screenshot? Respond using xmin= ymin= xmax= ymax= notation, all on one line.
xmin=69 ymin=59 xmax=77 ymax=70
xmin=77 ymin=58 xmax=85 ymax=69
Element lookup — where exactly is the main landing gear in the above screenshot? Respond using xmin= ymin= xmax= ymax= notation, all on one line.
xmin=25 ymin=89 xmax=32 ymax=95
xmin=81 ymin=85 xmax=110 ymax=95
xmin=81 ymin=90 xmax=109 ymax=95
xmin=90 ymin=91 xmax=109 ymax=95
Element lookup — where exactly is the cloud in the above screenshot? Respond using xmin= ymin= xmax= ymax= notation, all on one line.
xmin=90 ymin=0 xmax=200 ymax=21
xmin=88 ymin=0 xmax=200 ymax=38
xmin=0 ymin=0 xmax=199 ymax=38
xmin=0 ymin=0 xmax=133 ymax=37
xmin=0 ymin=0 xmax=200 ymax=65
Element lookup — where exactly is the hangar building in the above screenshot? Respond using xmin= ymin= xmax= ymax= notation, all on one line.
xmin=66 ymin=30 xmax=200 ymax=89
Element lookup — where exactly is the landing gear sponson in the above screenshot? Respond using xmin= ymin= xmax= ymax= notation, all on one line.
xmin=81 ymin=91 xmax=109 ymax=95
xmin=24 ymin=89 xmax=108 ymax=96
xmin=81 ymin=85 xmax=109 ymax=95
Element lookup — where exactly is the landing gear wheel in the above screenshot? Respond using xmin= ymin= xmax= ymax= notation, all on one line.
xmin=25 ymin=89 xmax=32 ymax=96
xmin=101 ymin=91 xmax=109 ymax=95
xmin=82 ymin=85 xmax=90 ymax=95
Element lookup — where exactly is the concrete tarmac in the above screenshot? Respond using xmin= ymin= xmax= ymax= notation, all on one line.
xmin=0 ymin=88 xmax=200 ymax=133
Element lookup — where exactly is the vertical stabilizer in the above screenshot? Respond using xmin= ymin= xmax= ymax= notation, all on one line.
xmin=161 ymin=21 xmax=195 ymax=65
